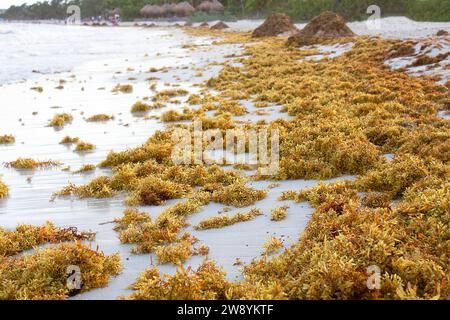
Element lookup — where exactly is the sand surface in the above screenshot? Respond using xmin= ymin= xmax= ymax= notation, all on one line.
xmin=0 ymin=17 xmax=448 ymax=299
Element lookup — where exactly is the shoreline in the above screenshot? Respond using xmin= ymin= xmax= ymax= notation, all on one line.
xmin=1 ymin=17 xmax=448 ymax=86
xmin=0 ymin=20 xmax=449 ymax=300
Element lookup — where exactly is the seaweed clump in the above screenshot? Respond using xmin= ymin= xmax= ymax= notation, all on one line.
xmin=64 ymin=30 xmax=450 ymax=300
xmin=5 ymin=158 xmax=60 ymax=170
xmin=154 ymin=233 xmax=208 ymax=265
xmin=125 ymin=176 xmax=189 ymax=206
xmin=59 ymin=136 xmax=80 ymax=144
xmin=287 ymin=11 xmax=355 ymax=46
xmin=56 ymin=176 xmax=113 ymax=199
xmin=0 ymin=222 xmax=120 ymax=300
xmin=153 ymin=89 xmax=189 ymax=102
xmin=211 ymin=183 xmax=267 ymax=207
xmin=252 ymin=13 xmax=298 ymax=38
xmin=74 ymin=164 xmax=96 ymax=173
xmin=113 ymin=208 xmax=186 ymax=254
xmin=0 ymin=243 xmax=121 ymax=300
xmin=262 ymin=236 xmax=284 ymax=255
xmin=126 ymin=261 xmax=231 ymax=300
xmin=86 ymin=114 xmax=114 ymax=122
xmin=112 ymin=84 xmax=133 ymax=93
xmin=0 ymin=176 xmax=8 ymax=198
xmin=0 ymin=135 xmax=15 ymax=144
xmin=0 ymin=222 xmax=94 ymax=257
xmin=356 ymin=154 xmax=446 ymax=199
xmin=30 ymin=86 xmax=43 ymax=93
xmin=238 ymin=181 xmax=449 ymax=299
xmin=211 ymin=21 xmax=229 ymax=30
xmin=74 ymin=141 xmax=96 ymax=152
xmin=270 ymin=205 xmax=289 ymax=221
xmin=113 ymin=192 xmax=212 ymax=256
xmin=49 ymin=113 xmax=73 ymax=127
xmin=131 ymin=101 xmax=160 ymax=113
xmin=194 ymin=208 xmax=262 ymax=230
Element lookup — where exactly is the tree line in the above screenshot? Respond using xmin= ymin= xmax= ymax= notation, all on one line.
xmin=1 ymin=0 xmax=449 ymax=22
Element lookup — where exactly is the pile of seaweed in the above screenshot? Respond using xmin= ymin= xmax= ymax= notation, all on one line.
xmin=287 ymin=11 xmax=355 ymax=46
xmin=118 ymin=34 xmax=448 ymax=300
xmin=211 ymin=21 xmax=229 ymax=30
xmin=0 ymin=176 xmax=8 ymax=198
xmin=0 ymin=223 xmax=121 ymax=299
xmin=252 ymin=13 xmax=298 ymax=38
xmin=16 ymin=26 xmax=449 ymax=300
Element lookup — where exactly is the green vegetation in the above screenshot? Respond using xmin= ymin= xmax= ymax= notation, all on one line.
xmin=2 ymin=0 xmax=449 ymax=22
xmin=49 ymin=113 xmax=73 ymax=127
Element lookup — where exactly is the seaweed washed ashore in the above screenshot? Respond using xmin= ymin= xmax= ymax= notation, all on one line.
xmin=0 ymin=16 xmax=449 ymax=300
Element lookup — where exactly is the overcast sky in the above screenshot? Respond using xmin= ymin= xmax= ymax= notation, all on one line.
xmin=1 ymin=0 xmax=39 ymax=9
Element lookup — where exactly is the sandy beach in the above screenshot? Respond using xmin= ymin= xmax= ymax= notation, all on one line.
xmin=0 ymin=16 xmax=449 ymax=300
xmin=0 ymin=22 xmax=323 ymax=299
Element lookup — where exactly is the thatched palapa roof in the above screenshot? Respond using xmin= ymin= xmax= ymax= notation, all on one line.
xmin=140 ymin=5 xmax=165 ymax=18
xmin=197 ymin=0 xmax=224 ymax=12
xmin=174 ymin=2 xmax=196 ymax=17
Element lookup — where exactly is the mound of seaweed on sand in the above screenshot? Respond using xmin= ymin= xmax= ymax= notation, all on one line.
xmin=252 ymin=13 xmax=298 ymax=38
xmin=287 ymin=11 xmax=355 ymax=46
xmin=211 ymin=21 xmax=229 ymax=30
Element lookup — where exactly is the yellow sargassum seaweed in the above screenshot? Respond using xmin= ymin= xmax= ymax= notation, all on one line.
xmin=126 ymin=261 xmax=231 ymax=300
xmin=49 ymin=113 xmax=73 ymax=127
xmin=194 ymin=208 xmax=263 ymax=230
xmin=0 ymin=177 xmax=8 ymax=198
xmin=0 ymin=134 xmax=15 ymax=144
xmin=0 ymin=222 xmax=94 ymax=257
xmin=81 ymin=32 xmax=449 ymax=299
xmin=0 ymin=243 xmax=121 ymax=300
